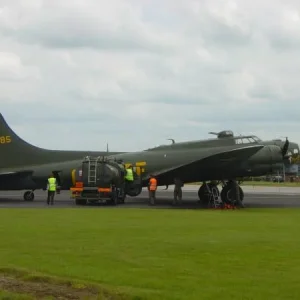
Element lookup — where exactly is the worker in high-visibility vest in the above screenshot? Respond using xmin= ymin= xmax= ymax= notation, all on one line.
xmin=125 ymin=165 xmax=134 ymax=182
xmin=47 ymin=173 xmax=57 ymax=205
xmin=123 ymin=165 xmax=134 ymax=196
xmin=148 ymin=174 xmax=157 ymax=205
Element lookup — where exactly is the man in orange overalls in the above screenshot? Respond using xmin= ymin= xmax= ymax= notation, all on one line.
xmin=148 ymin=174 xmax=157 ymax=205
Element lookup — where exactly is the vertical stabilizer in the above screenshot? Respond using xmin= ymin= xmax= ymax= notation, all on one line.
xmin=0 ymin=113 xmax=44 ymax=169
xmin=0 ymin=113 xmax=119 ymax=169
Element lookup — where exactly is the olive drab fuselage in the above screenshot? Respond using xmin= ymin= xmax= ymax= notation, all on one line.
xmin=0 ymin=113 xmax=299 ymax=197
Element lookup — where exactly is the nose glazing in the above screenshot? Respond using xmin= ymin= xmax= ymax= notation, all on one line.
xmin=289 ymin=142 xmax=299 ymax=156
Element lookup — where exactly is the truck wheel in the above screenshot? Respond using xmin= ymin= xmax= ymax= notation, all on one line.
xmin=75 ymin=198 xmax=87 ymax=205
xmin=112 ymin=195 xmax=118 ymax=206
xmin=118 ymin=193 xmax=126 ymax=204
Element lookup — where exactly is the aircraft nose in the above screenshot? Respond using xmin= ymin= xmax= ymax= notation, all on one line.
xmin=286 ymin=142 xmax=299 ymax=157
xmin=265 ymin=145 xmax=283 ymax=164
xmin=249 ymin=145 xmax=282 ymax=164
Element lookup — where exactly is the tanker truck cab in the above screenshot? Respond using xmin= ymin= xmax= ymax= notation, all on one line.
xmin=70 ymin=156 xmax=128 ymax=206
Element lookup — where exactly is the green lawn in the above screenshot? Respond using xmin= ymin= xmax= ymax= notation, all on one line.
xmin=1 ymin=208 xmax=300 ymax=299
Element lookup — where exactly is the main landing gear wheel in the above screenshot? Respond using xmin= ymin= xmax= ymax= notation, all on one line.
xmin=23 ymin=191 xmax=34 ymax=201
xmin=220 ymin=182 xmax=244 ymax=205
xmin=198 ymin=183 xmax=220 ymax=205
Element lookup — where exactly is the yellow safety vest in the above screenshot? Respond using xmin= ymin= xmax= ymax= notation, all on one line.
xmin=48 ymin=177 xmax=57 ymax=191
xmin=125 ymin=169 xmax=134 ymax=181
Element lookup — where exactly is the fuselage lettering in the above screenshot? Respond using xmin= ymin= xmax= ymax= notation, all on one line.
xmin=0 ymin=136 xmax=11 ymax=144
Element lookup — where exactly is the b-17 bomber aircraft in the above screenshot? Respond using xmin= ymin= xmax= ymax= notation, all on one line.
xmin=125 ymin=130 xmax=299 ymax=204
xmin=0 ymin=113 xmax=299 ymax=205
xmin=101 ymin=130 xmax=298 ymax=205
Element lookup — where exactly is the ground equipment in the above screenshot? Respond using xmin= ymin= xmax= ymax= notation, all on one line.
xmin=70 ymin=156 xmax=127 ymax=205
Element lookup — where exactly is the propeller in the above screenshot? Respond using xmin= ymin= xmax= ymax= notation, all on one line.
xmin=280 ymin=136 xmax=289 ymax=157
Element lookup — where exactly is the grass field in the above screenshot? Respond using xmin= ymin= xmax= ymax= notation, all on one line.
xmin=1 ymin=208 xmax=300 ymax=299
xmin=241 ymin=181 xmax=300 ymax=187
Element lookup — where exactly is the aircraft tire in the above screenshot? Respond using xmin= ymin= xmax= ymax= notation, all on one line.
xmin=126 ymin=185 xmax=142 ymax=197
xmin=198 ymin=183 xmax=219 ymax=205
xmin=221 ymin=184 xmax=244 ymax=204
xmin=24 ymin=191 xmax=34 ymax=201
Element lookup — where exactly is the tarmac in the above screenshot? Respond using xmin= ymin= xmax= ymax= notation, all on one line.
xmin=0 ymin=185 xmax=299 ymax=209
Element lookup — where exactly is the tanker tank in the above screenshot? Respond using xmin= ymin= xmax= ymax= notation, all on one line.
xmin=71 ymin=156 xmax=127 ymax=205
xmin=81 ymin=158 xmax=126 ymax=188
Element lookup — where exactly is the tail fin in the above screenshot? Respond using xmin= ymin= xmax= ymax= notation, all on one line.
xmin=0 ymin=113 xmax=114 ymax=170
xmin=0 ymin=113 xmax=38 ymax=148
xmin=0 ymin=113 xmax=43 ymax=169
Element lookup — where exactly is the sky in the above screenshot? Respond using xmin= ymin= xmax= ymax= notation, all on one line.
xmin=0 ymin=0 xmax=300 ymax=152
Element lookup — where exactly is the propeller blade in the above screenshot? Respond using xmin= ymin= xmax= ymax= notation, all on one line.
xmin=281 ymin=137 xmax=289 ymax=157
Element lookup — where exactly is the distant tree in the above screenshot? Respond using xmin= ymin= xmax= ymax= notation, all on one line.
xmin=291 ymin=155 xmax=300 ymax=164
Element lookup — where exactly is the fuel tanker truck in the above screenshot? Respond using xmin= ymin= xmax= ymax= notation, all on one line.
xmin=70 ymin=156 xmax=139 ymax=205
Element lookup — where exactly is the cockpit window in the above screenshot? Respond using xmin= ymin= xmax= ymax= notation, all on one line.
xmin=235 ymin=137 xmax=258 ymax=144
xmin=252 ymin=136 xmax=261 ymax=142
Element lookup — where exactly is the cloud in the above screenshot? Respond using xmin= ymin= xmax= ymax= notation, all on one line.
xmin=0 ymin=0 xmax=300 ymax=152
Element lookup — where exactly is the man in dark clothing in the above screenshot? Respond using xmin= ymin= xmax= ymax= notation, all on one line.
xmin=232 ymin=179 xmax=245 ymax=208
xmin=173 ymin=177 xmax=183 ymax=205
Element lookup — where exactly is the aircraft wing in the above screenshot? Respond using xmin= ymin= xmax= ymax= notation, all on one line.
xmin=0 ymin=170 xmax=33 ymax=178
xmin=0 ymin=158 xmax=83 ymax=179
xmin=143 ymin=145 xmax=264 ymax=182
